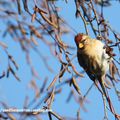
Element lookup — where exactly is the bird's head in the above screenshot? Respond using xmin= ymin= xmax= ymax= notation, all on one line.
xmin=75 ymin=33 xmax=90 ymax=49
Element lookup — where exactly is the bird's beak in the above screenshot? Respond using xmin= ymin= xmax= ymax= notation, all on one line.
xmin=79 ymin=43 xmax=84 ymax=48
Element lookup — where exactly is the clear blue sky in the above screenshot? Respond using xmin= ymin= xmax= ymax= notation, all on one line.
xmin=0 ymin=1 xmax=120 ymax=120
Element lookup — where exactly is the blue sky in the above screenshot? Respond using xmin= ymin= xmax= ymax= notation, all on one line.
xmin=0 ymin=1 xmax=120 ymax=120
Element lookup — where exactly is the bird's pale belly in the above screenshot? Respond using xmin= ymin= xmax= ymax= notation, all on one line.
xmin=86 ymin=55 xmax=109 ymax=77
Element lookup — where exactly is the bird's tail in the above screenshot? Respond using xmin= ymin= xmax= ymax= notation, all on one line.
xmin=98 ymin=78 xmax=109 ymax=102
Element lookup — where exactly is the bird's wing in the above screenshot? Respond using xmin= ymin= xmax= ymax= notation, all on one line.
xmin=93 ymin=39 xmax=110 ymax=60
xmin=77 ymin=51 xmax=96 ymax=81
xmin=77 ymin=51 xmax=87 ymax=70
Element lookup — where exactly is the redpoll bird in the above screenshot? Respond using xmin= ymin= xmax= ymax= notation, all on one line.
xmin=75 ymin=33 xmax=111 ymax=103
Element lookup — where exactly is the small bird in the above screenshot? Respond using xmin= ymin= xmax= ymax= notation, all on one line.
xmin=75 ymin=33 xmax=113 ymax=111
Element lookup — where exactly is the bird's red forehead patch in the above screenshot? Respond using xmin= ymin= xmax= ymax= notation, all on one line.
xmin=75 ymin=33 xmax=83 ymax=44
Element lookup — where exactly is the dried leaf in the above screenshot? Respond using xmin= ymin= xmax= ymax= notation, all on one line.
xmin=65 ymin=54 xmax=83 ymax=77
xmin=31 ymin=13 xmax=36 ymax=22
xmin=47 ymin=75 xmax=58 ymax=91
xmin=8 ymin=55 xmax=19 ymax=70
xmin=31 ymin=66 xmax=40 ymax=79
xmin=9 ymin=67 xmax=20 ymax=81
xmin=59 ymin=64 xmax=65 ymax=78
xmin=48 ymin=89 xmax=55 ymax=108
xmin=16 ymin=0 xmax=21 ymax=14
xmin=4 ymin=10 xmax=16 ymax=15
xmin=29 ymin=26 xmax=42 ymax=38
xmin=66 ymin=91 xmax=73 ymax=103
xmin=19 ymin=25 xmax=27 ymax=35
xmin=40 ymin=77 xmax=48 ymax=93
xmin=72 ymin=77 xmax=82 ymax=95
xmin=23 ymin=96 xmax=29 ymax=108
xmin=45 ymin=88 xmax=55 ymax=108
xmin=7 ymin=113 xmax=16 ymax=120
xmin=29 ymin=80 xmax=40 ymax=98
xmin=109 ymin=61 xmax=117 ymax=80
xmin=0 ymin=41 xmax=8 ymax=48
xmin=71 ymin=63 xmax=84 ymax=77
xmin=37 ymin=7 xmax=47 ymax=14
xmin=37 ymin=6 xmax=58 ymax=29
xmin=31 ymin=36 xmax=38 ymax=45
xmin=6 ymin=67 xmax=10 ymax=78
xmin=55 ymin=34 xmax=67 ymax=49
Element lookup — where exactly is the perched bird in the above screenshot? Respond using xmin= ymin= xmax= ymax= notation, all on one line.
xmin=74 ymin=33 xmax=111 ymax=103
xmin=75 ymin=33 xmax=120 ymax=119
